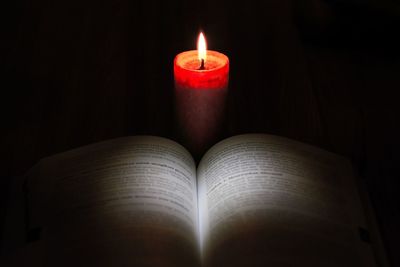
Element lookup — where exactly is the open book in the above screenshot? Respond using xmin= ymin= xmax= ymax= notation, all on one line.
xmin=25 ymin=134 xmax=379 ymax=266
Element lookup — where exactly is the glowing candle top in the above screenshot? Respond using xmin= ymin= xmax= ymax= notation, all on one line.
xmin=174 ymin=32 xmax=229 ymax=90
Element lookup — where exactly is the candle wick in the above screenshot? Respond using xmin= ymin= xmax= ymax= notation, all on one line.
xmin=198 ymin=59 xmax=205 ymax=70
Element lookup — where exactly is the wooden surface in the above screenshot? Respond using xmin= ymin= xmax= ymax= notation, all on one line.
xmin=2 ymin=0 xmax=400 ymax=265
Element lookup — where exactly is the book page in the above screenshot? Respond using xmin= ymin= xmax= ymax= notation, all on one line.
xmin=27 ymin=136 xmax=200 ymax=267
xmin=198 ymin=134 xmax=376 ymax=267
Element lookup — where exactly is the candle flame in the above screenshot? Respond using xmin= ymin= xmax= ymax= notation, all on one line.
xmin=197 ymin=32 xmax=207 ymax=63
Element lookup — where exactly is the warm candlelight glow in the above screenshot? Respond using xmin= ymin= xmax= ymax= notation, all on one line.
xmin=174 ymin=31 xmax=229 ymax=156
xmin=197 ymin=32 xmax=207 ymax=63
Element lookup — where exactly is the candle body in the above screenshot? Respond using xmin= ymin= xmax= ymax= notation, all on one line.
xmin=174 ymin=50 xmax=229 ymax=159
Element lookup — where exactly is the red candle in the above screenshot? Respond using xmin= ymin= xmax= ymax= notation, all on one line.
xmin=174 ymin=32 xmax=229 ymax=158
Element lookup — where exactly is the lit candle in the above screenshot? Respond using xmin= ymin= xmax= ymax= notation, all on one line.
xmin=174 ymin=32 xmax=229 ymax=158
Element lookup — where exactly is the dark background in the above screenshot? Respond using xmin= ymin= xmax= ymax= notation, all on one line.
xmin=2 ymin=0 xmax=400 ymax=265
